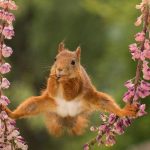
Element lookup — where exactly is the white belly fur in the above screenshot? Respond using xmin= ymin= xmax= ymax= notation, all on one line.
xmin=54 ymin=85 xmax=83 ymax=117
xmin=55 ymin=97 xmax=83 ymax=117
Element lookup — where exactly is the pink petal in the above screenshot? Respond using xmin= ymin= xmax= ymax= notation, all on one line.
xmin=135 ymin=32 xmax=145 ymax=42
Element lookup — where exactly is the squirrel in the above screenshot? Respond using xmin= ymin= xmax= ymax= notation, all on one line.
xmin=1 ymin=42 xmax=137 ymax=136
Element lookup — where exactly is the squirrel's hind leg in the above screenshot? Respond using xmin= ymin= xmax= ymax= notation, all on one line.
xmin=45 ymin=113 xmax=64 ymax=137
xmin=68 ymin=115 xmax=89 ymax=136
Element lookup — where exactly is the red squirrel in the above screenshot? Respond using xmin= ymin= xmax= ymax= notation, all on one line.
xmin=1 ymin=42 xmax=137 ymax=136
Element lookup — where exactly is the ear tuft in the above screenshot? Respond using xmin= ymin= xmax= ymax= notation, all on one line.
xmin=58 ymin=42 xmax=65 ymax=53
xmin=76 ymin=46 xmax=81 ymax=59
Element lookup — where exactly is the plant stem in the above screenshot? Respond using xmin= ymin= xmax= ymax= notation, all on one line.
xmin=132 ymin=7 xmax=149 ymax=103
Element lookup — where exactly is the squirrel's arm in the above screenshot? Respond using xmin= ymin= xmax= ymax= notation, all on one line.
xmin=84 ymin=91 xmax=136 ymax=117
xmin=1 ymin=95 xmax=56 ymax=119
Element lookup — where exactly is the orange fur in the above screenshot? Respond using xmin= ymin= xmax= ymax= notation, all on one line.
xmin=45 ymin=113 xmax=63 ymax=137
xmin=1 ymin=42 xmax=137 ymax=137
xmin=68 ymin=115 xmax=89 ymax=136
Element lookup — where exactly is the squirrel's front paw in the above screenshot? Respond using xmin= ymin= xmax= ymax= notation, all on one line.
xmin=0 ymin=104 xmax=11 ymax=115
xmin=0 ymin=104 xmax=6 ymax=111
xmin=123 ymin=103 xmax=138 ymax=118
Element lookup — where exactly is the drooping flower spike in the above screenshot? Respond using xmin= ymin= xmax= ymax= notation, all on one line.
xmin=85 ymin=0 xmax=150 ymax=149
xmin=0 ymin=0 xmax=28 ymax=149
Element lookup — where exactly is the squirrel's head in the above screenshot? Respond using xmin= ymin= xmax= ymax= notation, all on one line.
xmin=50 ymin=42 xmax=81 ymax=81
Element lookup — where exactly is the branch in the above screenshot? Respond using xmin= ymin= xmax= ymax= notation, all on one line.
xmin=84 ymin=0 xmax=150 ymax=149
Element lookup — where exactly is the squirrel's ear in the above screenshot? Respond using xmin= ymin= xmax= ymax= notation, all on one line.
xmin=76 ymin=46 xmax=81 ymax=59
xmin=58 ymin=42 xmax=65 ymax=53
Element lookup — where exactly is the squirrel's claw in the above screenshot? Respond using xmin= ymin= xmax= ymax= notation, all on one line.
xmin=0 ymin=104 xmax=6 ymax=111
xmin=0 ymin=104 xmax=11 ymax=116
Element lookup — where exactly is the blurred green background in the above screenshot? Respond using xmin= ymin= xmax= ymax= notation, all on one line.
xmin=5 ymin=0 xmax=150 ymax=149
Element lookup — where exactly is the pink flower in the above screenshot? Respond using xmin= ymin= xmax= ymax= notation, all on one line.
xmin=96 ymin=134 xmax=103 ymax=145
xmin=7 ymin=0 xmax=18 ymax=10
xmin=143 ymin=49 xmax=150 ymax=59
xmin=133 ymin=92 xmax=139 ymax=101
xmin=136 ymin=86 xmax=150 ymax=98
xmin=0 ymin=63 xmax=11 ymax=74
xmin=137 ymin=104 xmax=147 ymax=117
xmin=2 ymin=145 xmax=12 ymax=150
xmin=0 ymin=10 xmax=15 ymax=24
xmin=140 ymin=51 xmax=145 ymax=60
xmin=0 ymin=9 xmax=4 ymax=20
xmin=142 ymin=61 xmax=150 ymax=80
xmin=123 ymin=87 xmax=135 ymax=103
xmin=122 ymin=117 xmax=131 ymax=127
xmin=114 ymin=119 xmax=124 ymax=135
xmin=1 ymin=78 xmax=10 ymax=89
xmin=105 ymin=135 xmax=116 ymax=146
xmin=90 ymin=126 xmax=98 ymax=132
xmin=143 ymin=39 xmax=150 ymax=59
xmin=132 ymin=50 xmax=141 ymax=60
xmin=144 ymin=39 xmax=150 ymax=49
xmin=3 ymin=12 xmax=15 ymax=24
xmin=132 ymin=80 xmax=150 ymax=100
xmin=129 ymin=43 xmax=139 ymax=52
xmin=15 ymin=138 xmax=28 ymax=150
xmin=7 ymin=130 xmax=20 ymax=140
xmin=100 ymin=113 xmax=107 ymax=122
xmin=98 ymin=124 xmax=108 ymax=134
xmin=108 ymin=114 xmax=116 ymax=124
xmin=140 ymin=80 xmax=150 ymax=90
xmin=0 ymin=95 xmax=10 ymax=106
xmin=124 ymin=80 xmax=134 ymax=88
xmin=9 ymin=120 xmax=16 ymax=127
xmin=83 ymin=144 xmax=90 ymax=150
xmin=135 ymin=15 xmax=143 ymax=26
xmin=2 ymin=45 xmax=13 ymax=57
xmin=135 ymin=32 xmax=145 ymax=42
xmin=2 ymin=25 xmax=14 ymax=39
xmin=0 ymin=111 xmax=8 ymax=120
xmin=129 ymin=43 xmax=145 ymax=60
xmin=0 ymin=0 xmax=18 ymax=10
xmin=143 ymin=60 xmax=149 ymax=70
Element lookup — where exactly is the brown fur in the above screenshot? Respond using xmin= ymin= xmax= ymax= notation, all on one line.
xmin=1 ymin=42 xmax=137 ymax=137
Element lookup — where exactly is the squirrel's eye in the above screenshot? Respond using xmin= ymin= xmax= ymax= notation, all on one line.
xmin=71 ymin=60 xmax=75 ymax=65
xmin=54 ymin=58 xmax=57 ymax=62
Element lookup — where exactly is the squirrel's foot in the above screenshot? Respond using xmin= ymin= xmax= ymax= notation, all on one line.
xmin=0 ymin=104 xmax=13 ymax=118
xmin=123 ymin=103 xmax=138 ymax=118
xmin=0 ymin=104 xmax=7 ymax=112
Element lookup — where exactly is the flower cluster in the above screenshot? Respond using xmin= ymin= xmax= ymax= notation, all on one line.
xmin=0 ymin=0 xmax=28 ymax=150
xmin=123 ymin=79 xmax=150 ymax=103
xmin=85 ymin=0 xmax=150 ymax=149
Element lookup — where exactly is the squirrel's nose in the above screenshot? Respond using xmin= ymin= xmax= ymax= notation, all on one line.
xmin=57 ymin=68 xmax=63 ymax=72
xmin=56 ymin=68 xmax=64 ymax=79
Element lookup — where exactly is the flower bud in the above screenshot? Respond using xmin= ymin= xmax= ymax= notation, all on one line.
xmin=0 ymin=63 xmax=11 ymax=74
xmin=2 ymin=45 xmax=13 ymax=57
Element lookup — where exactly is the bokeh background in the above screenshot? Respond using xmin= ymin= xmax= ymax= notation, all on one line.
xmin=5 ymin=0 xmax=150 ymax=149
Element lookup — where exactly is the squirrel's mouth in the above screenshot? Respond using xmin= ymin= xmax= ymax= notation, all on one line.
xmin=50 ymin=73 xmax=70 ymax=81
xmin=56 ymin=75 xmax=61 ymax=80
xmin=55 ymin=74 xmax=69 ymax=81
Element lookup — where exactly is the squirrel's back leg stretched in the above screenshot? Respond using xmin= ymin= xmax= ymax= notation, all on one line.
xmin=45 ymin=113 xmax=64 ymax=137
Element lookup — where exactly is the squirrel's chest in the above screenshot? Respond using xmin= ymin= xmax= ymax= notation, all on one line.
xmin=54 ymin=86 xmax=83 ymax=117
